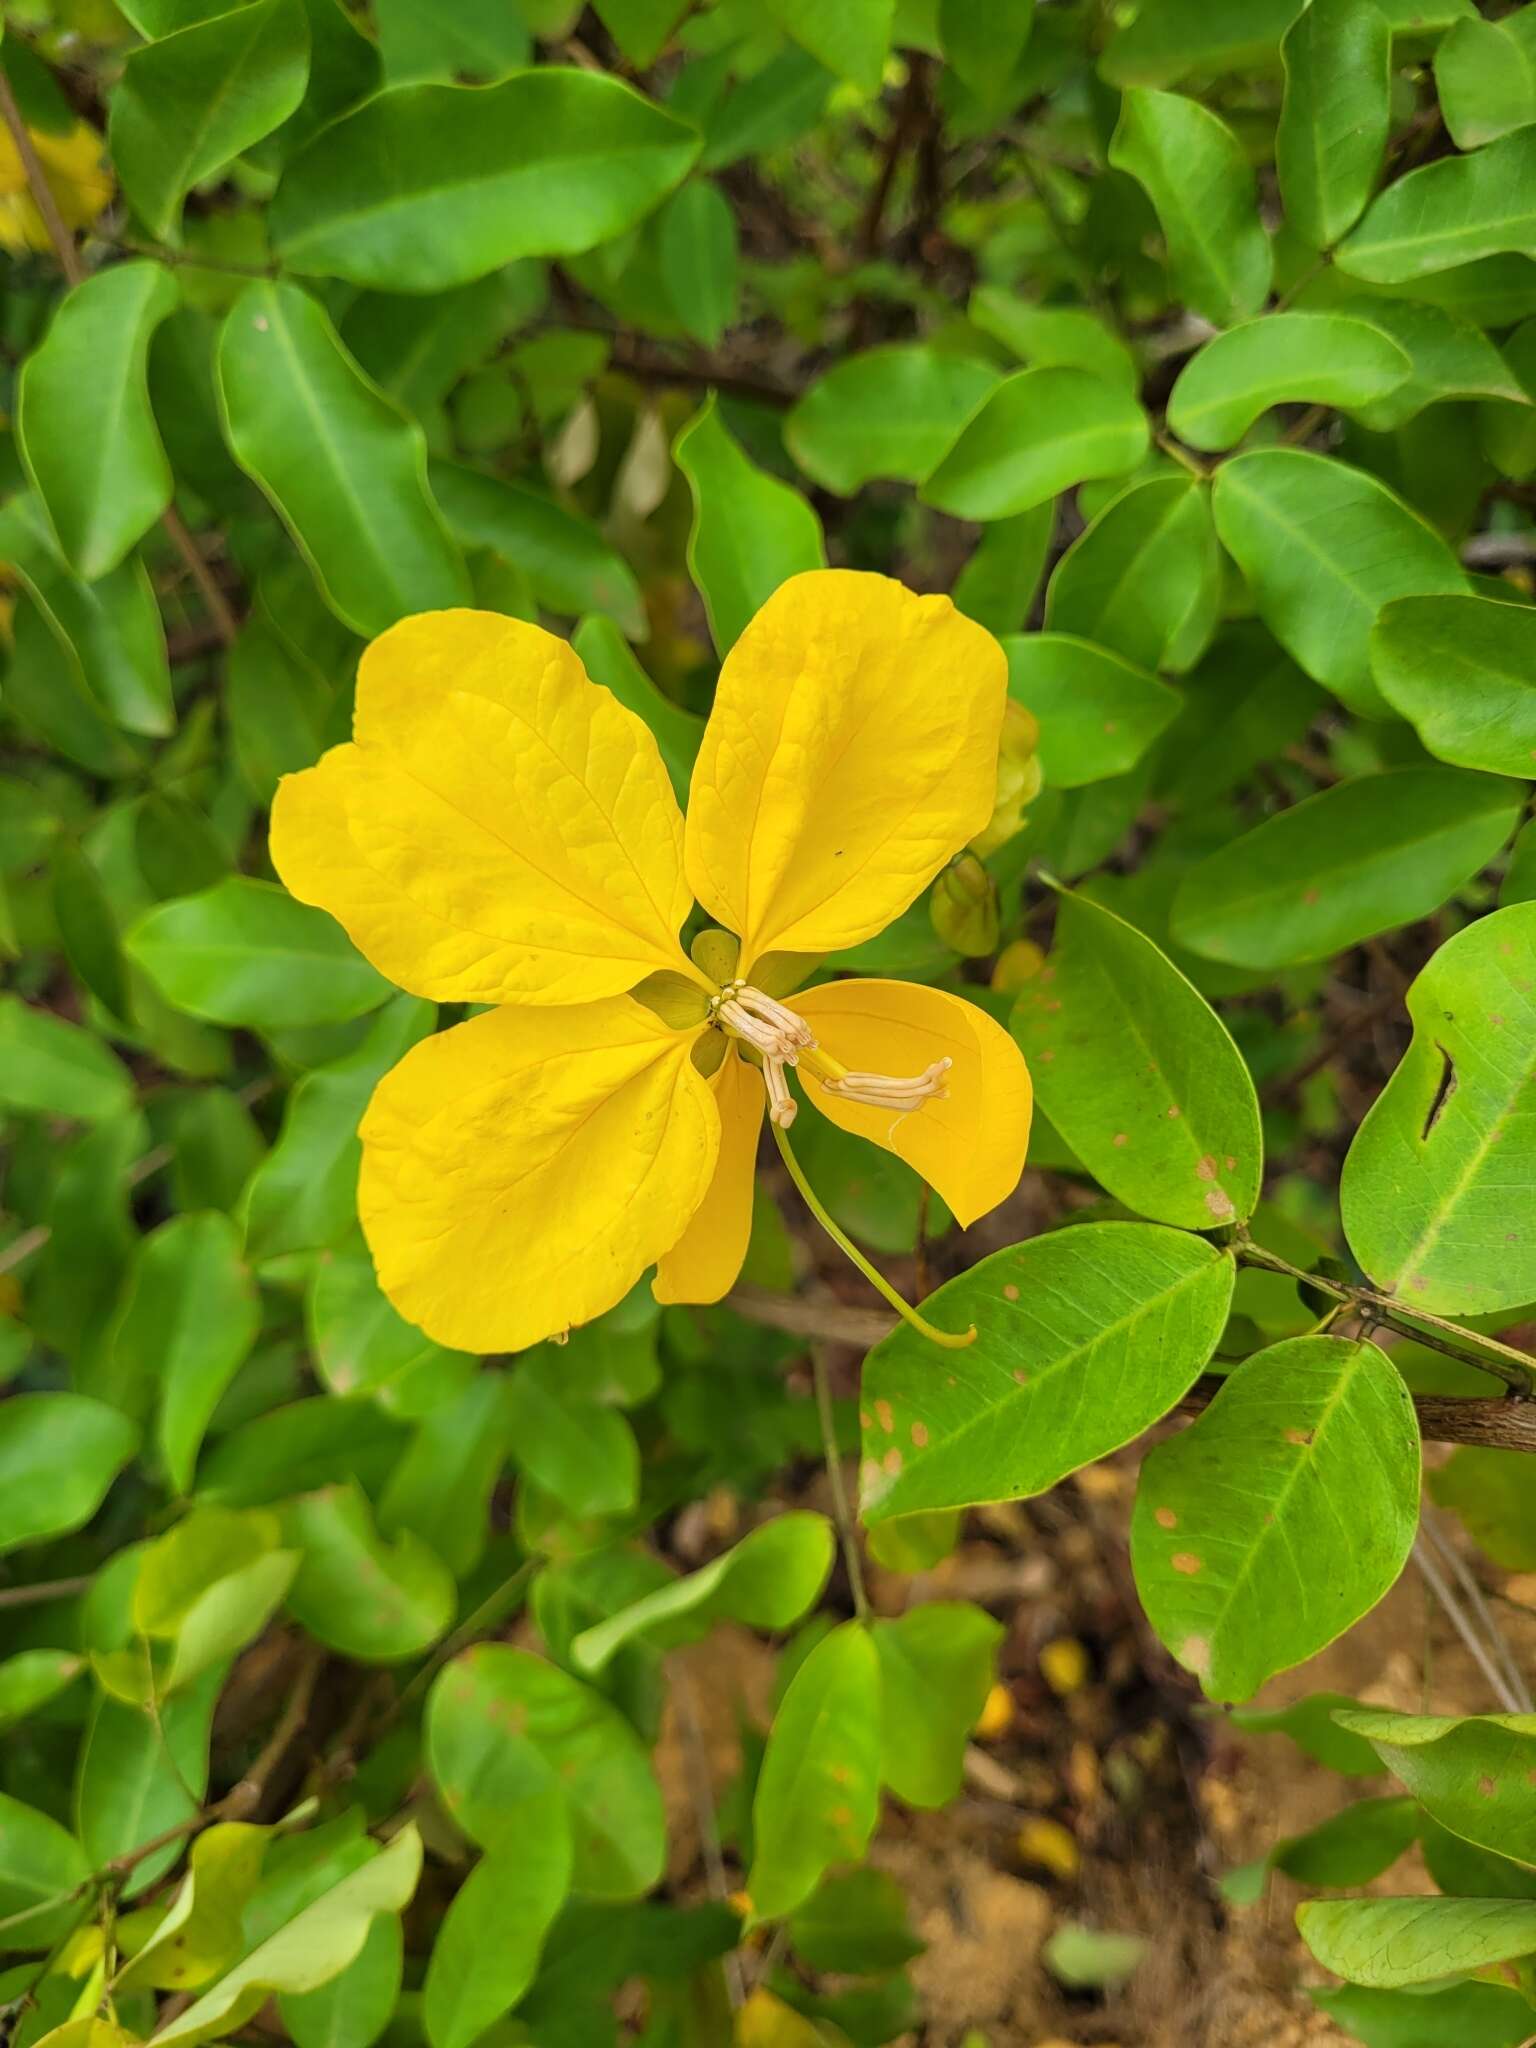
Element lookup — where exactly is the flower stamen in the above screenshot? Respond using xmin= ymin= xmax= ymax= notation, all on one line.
xmin=762 ymin=1055 xmax=798 ymax=1129
xmin=710 ymin=981 xmax=817 ymax=1063
xmin=819 ymin=1057 xmax=951 ymax=1113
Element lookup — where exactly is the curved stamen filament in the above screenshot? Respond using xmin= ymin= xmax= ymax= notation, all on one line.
xmin=819 ymin=1057 xmax=951 ymax=1111
xmin=711 ymin=981 xmax=816 ymax=1063
xmin=770 ymin=1121 xmax=976 ymax=1352
xmin=762 ymin=1054 xmax=798 ymax=1129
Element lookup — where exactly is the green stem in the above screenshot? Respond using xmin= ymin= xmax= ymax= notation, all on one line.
xmin=771 ymin=1121 xmax=975 ymax=1350
xmin=809 ymin=1342 xmax=870 ymax=1621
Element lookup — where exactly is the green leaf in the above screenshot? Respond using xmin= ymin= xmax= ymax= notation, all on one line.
xmin=952 ymin=504 xmax=1054 ymax=637
xmin=572 ymin=615 xmax=703 ymax=804
xmin=105 ymin=1212 xmax=258 ymax=1486
xmin=379 ymin=1374 xmax=515 ymax=1579
xmin=571 ymin=1513 xmax=835 ymax=1675
xmin=761 ymin=0 xmax=892 ymax=92
xmin=1132 ymin=1336 xmax=1420 ymax=1702
xmin=1004 ymin=635 xmax=1178 ymax=789
xmin=785 ymin=345 xmax=998 ymax=495
xmin=0 ymin=1795 xmax=88 ymax=1951
xmin=0 ymin=1650 xmax=83 ymax=1735
xmin=1043 ymin=1923 xmax=1147 ymax=1990
xmin=217 ymin=281 xmax=471 ymax=637
xmin=1335 ymin=1708 xmax=1536 ymax=1868
xmin=699 ymin=47 xmax=834 ymax=172
xmin=243 ymin=998 xmax=435 ymax=1262
xmin=77 ymin=1670 xmax=220 ymax=1896
xmin=1012 ymin=889 xmax=1262 ymax=1227
xmin=424 ymin=1834 xmax=570 ymax=2048
xmin=1297 ymin=1896 xmax=1536 ymax=1989
xmin=282 ymin=1484 xmax=455 ymax=1662
xmin=309 ymin=1243 xmax=476 ymax=1417
xmin=427 ymin=1643 xmax=665 ymax=1898
xmin=921 ymin=368 xmax=1149 ymax=520
xmin=128 ymin=877 xmax=389 ymax=1030
xmin=1312 ymin=1981 xmax=1536 ymax=2048
xmin=152 ymin=1829 xmax=422 ymax=2048
xmin=1168 ymin=314 xmax=1410 ymax=450
xmin=110 ymin=0 xmax=310 ymax=244
xmin=939 ymin=0 xmax=1033 ymax=99
xmin=1109 ymin=89 xmax=1272 ymax=327
xmin=658 ymin=178 xmax=739 ymax=347
xmin=281 ymin=1912 xmax=402 ymax=2048
xmin=227 ymin=619 xmax=333 ymax=805
xmin=1227 ymin=1694 xmax=1391 ymax=1777
xmin=788 ymin=1868 xmax=923 ymax=1975
xmin=870 ymin=1602 xmax=1001 ymax=1808
xmin=592 ymin=0 xmax=688 ymax=67
xmin=429 ymin=460 xmax=646 ymax=639
xmin=748 ymin=1622 xmax=883 ymax=1922
xmin=1043 ymin=474 xmax=1221 ymax=674
xmin=1265 ymin=1796 xmax=1419 ymax=1891
xmin=1172 ymin=768 xmax=1520 ymax=970
xmin=1372 ymin=594 xmax=1536 ymax=776
xmin=1339 ymin=128 xmax=1536 ymax=284
xmin=374 ymin=0 xmax=530 ymax=83
xmin=504 ymin=1357 xmax=639 ymax=1521
xmin=1431 ymin=1447 xmax=1536 ymax=1569
xmin=0 ymin=1394 xmax=137 ymax=1556
xmin=197 ymin=1398 xmax=406 ymax=1510
xmin=116 ymin=1820 xmax=271 ymax=1992
xmin=859 ymin=1223 xmax=1234 ymax=1523
xmin=1436 ymin=9 xmax=1536 ymax=149
xmin=52 ymin=836 xmax=130 ymax=1023
xmin=967 ymin=289 xmax=1138 ymax=391
xmin=18 ymin=263 xmax=179 ymax=579
xmin=674 ymin=395 xmax=826 ymax=652
xmin=0 ymin=993 xmax=133 ymax=1124
xmin=1336 ymin=296 xmax=1528 ymax=429
xmin=1209 ymin=449 xmax=1467 ymax=715
xmin=271 ymin=72 xmax=700 ymax=290
xmin=1276 ymin=0 xmax=1392 ymax=250
xmin=1099 ymin=0 xmax=1298 ymax=88
xmin=1340 ymin=902 xmax=1536 ymax=1315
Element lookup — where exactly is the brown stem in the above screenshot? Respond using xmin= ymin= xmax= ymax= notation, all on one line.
xmin=811 ymin=1341 xmax=869 ymax=1621
xmin=725 ymin=1288 xmax=1536 ymax=1453
xmin=159 ymin=504 xmax=239 ymax=649
xmin=0 ymin=69 xmax=84 ymax=285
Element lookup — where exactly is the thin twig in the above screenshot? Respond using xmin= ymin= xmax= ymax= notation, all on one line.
xmin=1412 ymin=1535 xmax=1523 ymax=1714
xmin=671 ymin=1665 xmax=745 ymax=2009
xmin=160 ymin=504 xmax=238 ymax=649
xmin=1420 ymin=1510 xmax=1531 ymax=1713
xmin=0 ymin=1573 xmax=93 ymax=1611
xmin=811 ymin=1342 xmax=869 ymax=1622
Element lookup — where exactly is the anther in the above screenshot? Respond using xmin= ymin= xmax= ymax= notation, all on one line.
xmin=762 ymin=1055 xmax=798 ymax=1128
xmin=711 ymin=983 xmax=816 ymax=1064
xmin=819 ymin=1056 xmax=951 ymax=1113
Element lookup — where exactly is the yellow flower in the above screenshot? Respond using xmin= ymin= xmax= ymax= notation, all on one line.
xmin=0 ymin=119 xmax=113 ymax=256
xmin=271 ymin=570 xmax=1033 ymax=1353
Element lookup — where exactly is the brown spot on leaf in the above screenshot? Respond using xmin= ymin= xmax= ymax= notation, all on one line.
xmin=883 ymin=1446 xmax=903 ymax=1475
xmin=1113 ymin=1132 xmax=1128 ymax=1147
xmin=1003 ymin=1282 xmax=1020 ymax=1301
xmin=1205 ymin=1189 xmax=1235 ymax=1219
xmin=1172 ymin=1553 xmax=1202 ymax=1576
xmin=1013 ymin=1368 xmax=1029 ymax=1386
xmin=1480 ymin=1776 xmax=1498 ymax=1799
xmin=911 ymin=1421 xmax=929 ymax=1448
xmin=875 ymin=1399 xmax=894 ymax=1434
xmin=1155 ymin=1506 xmax=1178 ymax=1531
xmin=1303 ymin=887 xmax=1320 ymax=906
xmin=1182 ymin=1635 xmax=1210 ymax=1675
xmin=1284 ymin=1427 xmax=1314 ymax=1447
xmin=1196 ymin=1155 xmax=1217 ymax=1181
xmin=1167 ymin=1105 xmax=1181 ymax=1119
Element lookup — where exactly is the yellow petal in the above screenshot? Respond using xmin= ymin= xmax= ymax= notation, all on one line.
xmin=359 ymin=998 xmax=719 ymax=1351
xmin=654 ymin=1047 xmax=763 ymax=1305
xmin=686 ymin=571 xmax=1007 ymax=965
xmin=0 ymin=121 xmax=113 ymax=249
xmin=793 ymin=978 xmax=1032 ymax=1228
xmin=272 ymin=610 xmax=696 ymax=1004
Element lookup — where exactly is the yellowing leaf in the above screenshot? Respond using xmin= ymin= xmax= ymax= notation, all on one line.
xmin=116 ymin=1823 xmax=270 ymax=1993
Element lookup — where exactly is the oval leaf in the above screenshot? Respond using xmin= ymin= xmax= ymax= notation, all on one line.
xmin=1168 ymin=313 xmax=1410 ymax=450
xmin=1210 ymin=449 xmax=1467 ymax=715
xmin=1043 ymin=474 xmax=1221 ymax=674
xmin=1276 ymin=0 xmax=1392 ymax=251
xmin=859 ymin=1222 xmax=1235 ymax=1523
xmin=1170 ymin=767 xmax=1522 ymax=969
xmin=1340 ymin=127 xmax=1536 ymax=284
xmin=1341 ymin=902 xmax=1536 ymax=1315
xmin=217 ymin=280 xmax=471 ymax=636
xmin=0 ymin=1393 xmax=138 ymax=1557
xmin=1132 ymin=1336 xmax=1420 ymax=1702
xmin=1334 ymin=1707 xmax=1536 ymax=1868
xmin=1372 ymin=593 xmax=1536 ymax=776
xmin=1003 ymin=633 xmax=1181 ymax=786
xmin=922 ymin=366 xmax=1149 ymax=520
xmin=271 ymin=72 xmax=700 ymax=290
xmin=786 ymin=344 xmax=999 ymax=495
xmin=1012 ymin=889 xmax=1262 ymax=1227
xmin=1297 ymin=1896 xmax=1536 ymax=1990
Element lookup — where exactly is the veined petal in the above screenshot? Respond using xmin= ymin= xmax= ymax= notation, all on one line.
xmin=654 ymin=1047 xmax=764 ymax=1306
xmin=359 ymin=998 xmax=719 ymax=1351
xmin=794 ymin=979 xmax=1032 ymax=1228
xmin=272 ymin=610 xmax=696 ymax=1005
xmin=685 ymin=571 xmax=1007 ymax=966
